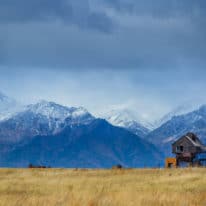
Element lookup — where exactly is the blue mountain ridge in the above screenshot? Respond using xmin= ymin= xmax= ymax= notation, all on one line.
xmin=0 ymin=101 xmax=163 ymax=168
xmin=146 ymin=105 xmax=206 ymax=157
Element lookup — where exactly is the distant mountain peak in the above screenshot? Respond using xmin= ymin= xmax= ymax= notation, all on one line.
xmin=26 ymin=100 xmax=91 ymax=121
xmin=103 ymin=108 xmax=154 ymax=129
xmin=0 ymin=99 xmax=95 ymax=143
xmin=154 ymin=102 xmax=203 ymax=128
xmin=101 ymin=108 xmax=154 ymax=137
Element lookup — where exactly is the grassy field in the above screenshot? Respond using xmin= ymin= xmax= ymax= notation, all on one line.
xmin=0 ymin=168 xmax=206 ymax=206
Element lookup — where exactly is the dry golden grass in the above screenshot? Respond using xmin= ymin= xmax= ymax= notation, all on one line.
xmin=0 ymin=168 xmax=206 ymax=206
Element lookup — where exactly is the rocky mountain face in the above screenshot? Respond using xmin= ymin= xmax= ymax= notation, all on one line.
xmin=0 ymin=118 xmax=162 ymax=168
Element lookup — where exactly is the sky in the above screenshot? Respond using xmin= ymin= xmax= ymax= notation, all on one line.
xmin=0 ymin=0 xmax=206 ymax=121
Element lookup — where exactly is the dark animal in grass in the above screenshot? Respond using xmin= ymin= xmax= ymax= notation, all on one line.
xmin=112 ymin=164 xmax=123 ymax=169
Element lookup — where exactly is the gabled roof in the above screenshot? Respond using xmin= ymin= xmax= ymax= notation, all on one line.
xmin=172 ymin=132 xmax=206 ymax=152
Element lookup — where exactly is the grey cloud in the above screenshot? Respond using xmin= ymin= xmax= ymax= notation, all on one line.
xmin=1 ymin=0 xmax=206 ymax=121
xmin=101 ymin=0 xmax=206 ymax=18
xmin=0 ymin=0 xmax=114 ymax=32
xmin=0 ymin=0 xmax=72 ymax=22
xmin=2 ymin=20 xmax=205 ymax=70
xmin=0 ymin=0 xmax=206 ymax=70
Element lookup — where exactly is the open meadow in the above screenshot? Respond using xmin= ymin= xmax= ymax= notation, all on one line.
xmin=0 ymin=168 xmax=206 ymax=206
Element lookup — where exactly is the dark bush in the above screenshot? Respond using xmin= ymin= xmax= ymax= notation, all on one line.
xmin=112 ymin=164 xmax=123 ymax=169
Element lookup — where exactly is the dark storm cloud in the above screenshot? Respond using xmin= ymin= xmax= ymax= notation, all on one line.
xmin=0 ymin=0 xmax=71 ymax=22
xmin=0 ymin=0 xmax=206 ymax=70
xmin=0 ymin=0 xmax=114 ymax=32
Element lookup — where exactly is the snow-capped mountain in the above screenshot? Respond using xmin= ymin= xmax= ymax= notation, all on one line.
xmin=0 ymin=91 xmax=23 ymax=121
xmin=102 ymin=109 xmax=154 ymax=137
xmin=27 ymin=100 xmax=94 ymax=126
xmin=0 ymin=98 xmax=163 ymax=168
xmin=154 ymin=102 xmax=202 ymax=128
xmin=0 ymin=100 xmax=95 ymax=143
xmin=146 ymin=104 xmax=206 ymax=156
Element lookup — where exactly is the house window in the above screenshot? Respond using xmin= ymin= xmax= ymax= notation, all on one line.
xmin=176 ymin=145 xmax=184 ymax=153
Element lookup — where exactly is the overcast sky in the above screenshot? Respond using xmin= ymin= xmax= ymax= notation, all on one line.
xmin=0 ymin=0 xmax=206 ymax=120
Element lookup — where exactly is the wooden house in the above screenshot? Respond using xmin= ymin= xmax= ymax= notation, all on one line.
xmin=172 ymin=132 xmax=206 ymax=165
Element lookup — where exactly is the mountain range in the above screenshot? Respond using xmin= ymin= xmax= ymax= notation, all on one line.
xmin=1 ymin=91 xmax=206 ymax=167
xmin=0 ymin=92 xmax=162 ymax=168
xmin=146 ymin=105 xmax=206 ymax=156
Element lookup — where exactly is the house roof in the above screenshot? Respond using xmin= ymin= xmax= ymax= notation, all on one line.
xmin=172 ymin=132 xmax=206 ymax=152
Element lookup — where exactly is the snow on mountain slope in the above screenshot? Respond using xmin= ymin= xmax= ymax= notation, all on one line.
xmin=146 ymin=104 xmax=206 ymax=156
xmin=102 ymin=109 xmax=153 ymax=137
xmin=154 ymin=102 xmax=202 ymax=128
xmin=0 ymin=92 xmax=23 ymax=121
xmin=0 ymin=118 xmax=163 ymax=168
xmin=26 ymin=100 xmax=94 ymax=124
xmin=0 ymin=100 xmax=95 ymax=143
xmin=22 ymin=100 xmax=95 ymax=134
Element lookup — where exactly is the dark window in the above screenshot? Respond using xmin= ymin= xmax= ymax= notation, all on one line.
xmin=176 ymin=145 xmax=184 ymax=153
